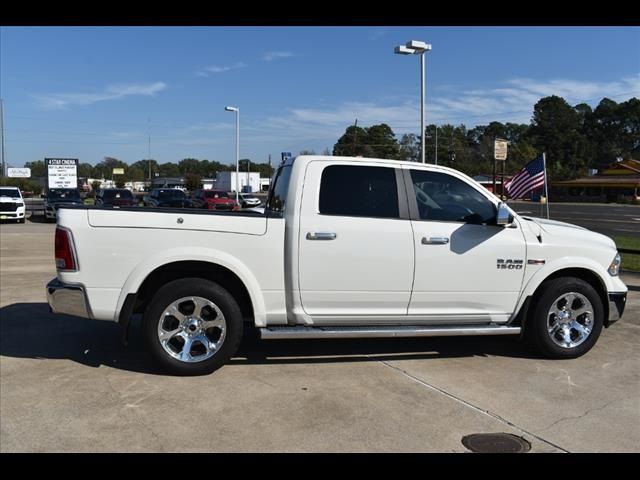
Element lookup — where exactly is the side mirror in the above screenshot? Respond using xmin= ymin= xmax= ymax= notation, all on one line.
xmin=496 ymin=202 xmax=512 ymax=226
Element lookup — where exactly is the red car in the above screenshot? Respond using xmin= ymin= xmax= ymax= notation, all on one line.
xmin=192 ymin=189 xmax=239 ymax=211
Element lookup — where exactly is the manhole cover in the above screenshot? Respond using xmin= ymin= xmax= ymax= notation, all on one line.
xmin=461 ymin=433 xmax=531 ymax=453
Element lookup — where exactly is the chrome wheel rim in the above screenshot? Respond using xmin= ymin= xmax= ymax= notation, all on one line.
xmin=546 ymin=292 xmax=594 ymax=349
xmin=157 ymin=296 xmax=227 ymax=363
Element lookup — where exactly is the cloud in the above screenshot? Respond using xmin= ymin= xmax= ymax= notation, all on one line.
xmin=262 ymin=51 xmax=295 ymax=62
xmin=242 ymin=74 xmax=640 ymax=150
xmin=368 ymin=30 xmax=388 ymax=40
xmin=33 ymin=82 xmax=167 ymax=110
xmin=197 ymin=62 xmax=247 ymax=77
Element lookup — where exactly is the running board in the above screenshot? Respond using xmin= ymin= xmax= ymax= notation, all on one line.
xmin=259 ymin=325 xmax=521 ymax=340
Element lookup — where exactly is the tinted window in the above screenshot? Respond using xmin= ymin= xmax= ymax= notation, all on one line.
xmin=103 ymin=189 xmax=133 ymax=199
xmin=319 ymin=165 xmax=399 ymax=218
xmin=267 ymin=165 xmax=292 ymax=213
xmin=48 ymin=189 xmax=80 ymax=200
xmin=158 ymin=190 xmax=186 ymax=200
xmin=410 ymin=170 xmax=496 ymax=224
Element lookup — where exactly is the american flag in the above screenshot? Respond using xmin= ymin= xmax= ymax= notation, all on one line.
xmin=505 ymin=154 xmax=546 ymax=200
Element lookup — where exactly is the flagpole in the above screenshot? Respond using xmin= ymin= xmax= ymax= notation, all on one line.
xmin=542 ymin=152 xmax=550 ymax=219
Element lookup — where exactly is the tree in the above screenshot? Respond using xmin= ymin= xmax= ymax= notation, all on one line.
xmin=529 ymin=96 xmax=585 ymax=179
xmin=398 ymin=133 xmax=419 ymax=162
xmin=333 ymin=125 xmax=371 ymax=156
xmin=365 ymin=123 xmax=399 ymax=159
xmin=299 ymin=150 xmax=316 ymax=155
xmin=127 ymin=166 xmax=145 ymax=182
xmin=131 ymin=159 xmax=158 ymax=179
xmin=158 ymin=162 xmax=181 ymax=177
xmin=23 ymin=160 xmax=47 ymax=177
xmin=115 ymin=179 xmax=126 ymax=188
xmin=184 ymin=173 xmax=202 ymax=191
xmin=78 ymin=163 xmax=93 ymax=178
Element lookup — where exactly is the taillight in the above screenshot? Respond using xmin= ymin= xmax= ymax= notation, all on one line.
xmin=55 ymin=227 xmax=78 ymax=271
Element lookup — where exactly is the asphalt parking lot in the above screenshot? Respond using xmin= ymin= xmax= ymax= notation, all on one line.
xmin=1 ymin=220 xmax=638 ymax=452
xmin=508 ymin=201 xmax=640 ymax=238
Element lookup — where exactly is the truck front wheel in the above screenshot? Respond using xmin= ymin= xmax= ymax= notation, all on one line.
xmin=142 ymin=277 xmax=244 ymax=375
xmin=526 ymin=277 xmax=604 ymax=359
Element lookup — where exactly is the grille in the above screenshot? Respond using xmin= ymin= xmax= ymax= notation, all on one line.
xmin=0 ymin=203 xmax=18 ymax=212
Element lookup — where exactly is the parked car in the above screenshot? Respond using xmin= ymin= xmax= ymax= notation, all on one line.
xmin=238 ymin=193 xmax=262 ymax=209
xmin=144 ymin=188 xmax=194 ymax=208
xmin=44 ymin=188 xmax=84 ymax=222
xmin=0 ymin=186 xmax=26 ymax=223
xmin=46 ymin=155 xmax=627 ymax=376
xmin=96 ymin=188 xmax=138 ymax=207
xmin=192 ymin=189 xmax=238 ymax=211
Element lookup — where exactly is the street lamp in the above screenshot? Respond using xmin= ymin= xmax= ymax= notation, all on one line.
xmin=394 ymin=40 xmax=432 ymax=164
xmin=224 ymin=106 xmax=240 ymax=204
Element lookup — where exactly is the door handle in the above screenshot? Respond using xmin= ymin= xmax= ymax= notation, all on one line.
xmin=306 ymin=232 xmax=337 ymax=241
xmin=422 ymin=236 xmax=449 ymax=245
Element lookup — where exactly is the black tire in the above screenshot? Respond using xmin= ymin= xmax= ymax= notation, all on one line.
xmin=142 ymin=277 xmax=243 ymax=375
xmin=526 ymin=277 xmax=604 ymax=359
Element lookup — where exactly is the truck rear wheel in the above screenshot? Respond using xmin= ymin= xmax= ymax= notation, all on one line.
xmin=526 ymin=277 xmax=603 ymax=359
xmin=142 ymin=277 xmax=243 ymax=375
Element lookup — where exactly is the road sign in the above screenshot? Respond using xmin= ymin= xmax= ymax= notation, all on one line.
xmin=46 ymin=158 xmax=78 ymax=189
xmin=281 ymin=152 xmax=292 ymax=163
xmin=494 ymin=139 xmax=508 ymax=161
xmin=112 ymin=168 xmax=125 ymax=175
xmin=8 ymin=167 xmax=31 ymax=178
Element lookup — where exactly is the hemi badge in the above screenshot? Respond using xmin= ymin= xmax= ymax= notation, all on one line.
xmin=528 ymin=259 xmax=546 ymax=265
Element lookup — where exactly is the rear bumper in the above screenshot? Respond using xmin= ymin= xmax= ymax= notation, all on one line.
xmin=607 ymin=292 xmax=627 ymax=326
xmin=46 ymin=278 xmax=92 ymax=319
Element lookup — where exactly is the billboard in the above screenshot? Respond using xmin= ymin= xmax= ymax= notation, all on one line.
xmin=46 ymin=158 xmax=78 ymax=189
xmin=8 ymin=168 xmax=31 ymax=178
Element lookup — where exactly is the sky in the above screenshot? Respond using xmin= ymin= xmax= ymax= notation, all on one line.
xmin=1 ymin=26 xmax=639 ymax=167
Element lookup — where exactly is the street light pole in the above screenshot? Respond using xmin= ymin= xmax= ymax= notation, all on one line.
xmin=225 ymin=106 xmax=240 ymax=204
xmin=394 ymin=40 xmax=432 ymax=164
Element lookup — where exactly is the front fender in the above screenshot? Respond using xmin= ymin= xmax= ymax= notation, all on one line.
xmin=511 ymin=256 xmax=620 ymax=321
xmin=114 ymin=246 xmax=267 ymax=326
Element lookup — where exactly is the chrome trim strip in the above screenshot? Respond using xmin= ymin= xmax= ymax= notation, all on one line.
xmin=46 ymin=278 xmax=93 ymax=319
xmin=260 ymin=325 xmax=521 ymax=339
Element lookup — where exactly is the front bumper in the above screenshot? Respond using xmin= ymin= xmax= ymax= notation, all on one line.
xmin=0 ymin=207 xmax=25 ymax=219
xmin=607 ymin=292 xmax=627 ymax=326
xmin=46 ymin=278 xmax=92 ymax=318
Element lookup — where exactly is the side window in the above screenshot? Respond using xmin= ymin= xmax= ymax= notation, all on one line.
xmin=319 ymin=165 xmax=399 ymax=219
xmin=267 ymin=165 xmax=292 ymax=213
xmin=410 ymin=170 xmax=496 ymax=224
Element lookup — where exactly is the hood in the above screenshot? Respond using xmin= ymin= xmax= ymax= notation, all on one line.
xmin=520 ymin=215 xmax=616 ymax=251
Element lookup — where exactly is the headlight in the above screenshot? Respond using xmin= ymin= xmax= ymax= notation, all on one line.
xmin=608 ymin=252 xmax=621 ymax=276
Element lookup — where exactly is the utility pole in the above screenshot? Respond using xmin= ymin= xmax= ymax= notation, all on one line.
xmin=434 ymin=125 xmax=438 ymax=165
xmin=147 ymin=117 xmax=152 ymax=182
xmin=0 ymin=99 xmax=5 ymax=177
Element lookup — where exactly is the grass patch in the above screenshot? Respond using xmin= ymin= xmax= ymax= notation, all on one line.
xmin=83 ymin=198 xmax=95 ymax=205
xmin=613 ymin=236 xmax=640 ymax=273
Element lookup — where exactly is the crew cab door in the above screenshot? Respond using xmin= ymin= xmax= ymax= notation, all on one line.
xmin=404 ymin=167 xmax=526 ymax=322
xmin=297 ymin=161 xmax=414 ymax=318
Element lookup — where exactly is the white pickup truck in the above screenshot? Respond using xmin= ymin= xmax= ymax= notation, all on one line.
xmin=47 ymin=155 xmax=627 ymax=375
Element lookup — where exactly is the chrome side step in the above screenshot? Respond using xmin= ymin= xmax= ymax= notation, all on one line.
xmin=259 ymin=325 xmax=521 ymax=340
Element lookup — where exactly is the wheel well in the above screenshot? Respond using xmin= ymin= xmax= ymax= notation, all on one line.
xmin=133 ymin=261 xmax=254 ymax=321
xmin=527 ymin=267 xmax=609 ymax=326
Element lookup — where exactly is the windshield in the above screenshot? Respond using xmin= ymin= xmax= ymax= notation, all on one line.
xmin=103 ymin=189 xmax=133 ymax=200
xmin=158 ymin=190 xmax=186 ymax=200
xmin=0 ymin=188 xmax=20 ymax=198
xmin=48 ymin=189 xmax=80 ymax=200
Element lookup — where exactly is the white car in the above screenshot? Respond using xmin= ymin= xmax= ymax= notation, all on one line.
xmin=46 ymin=155 xmax=627 ymax=375
xmin=0 ymin=186 xmax=26 ymax=223
xmin=239 ymin=193 xmax=262 ymax=208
